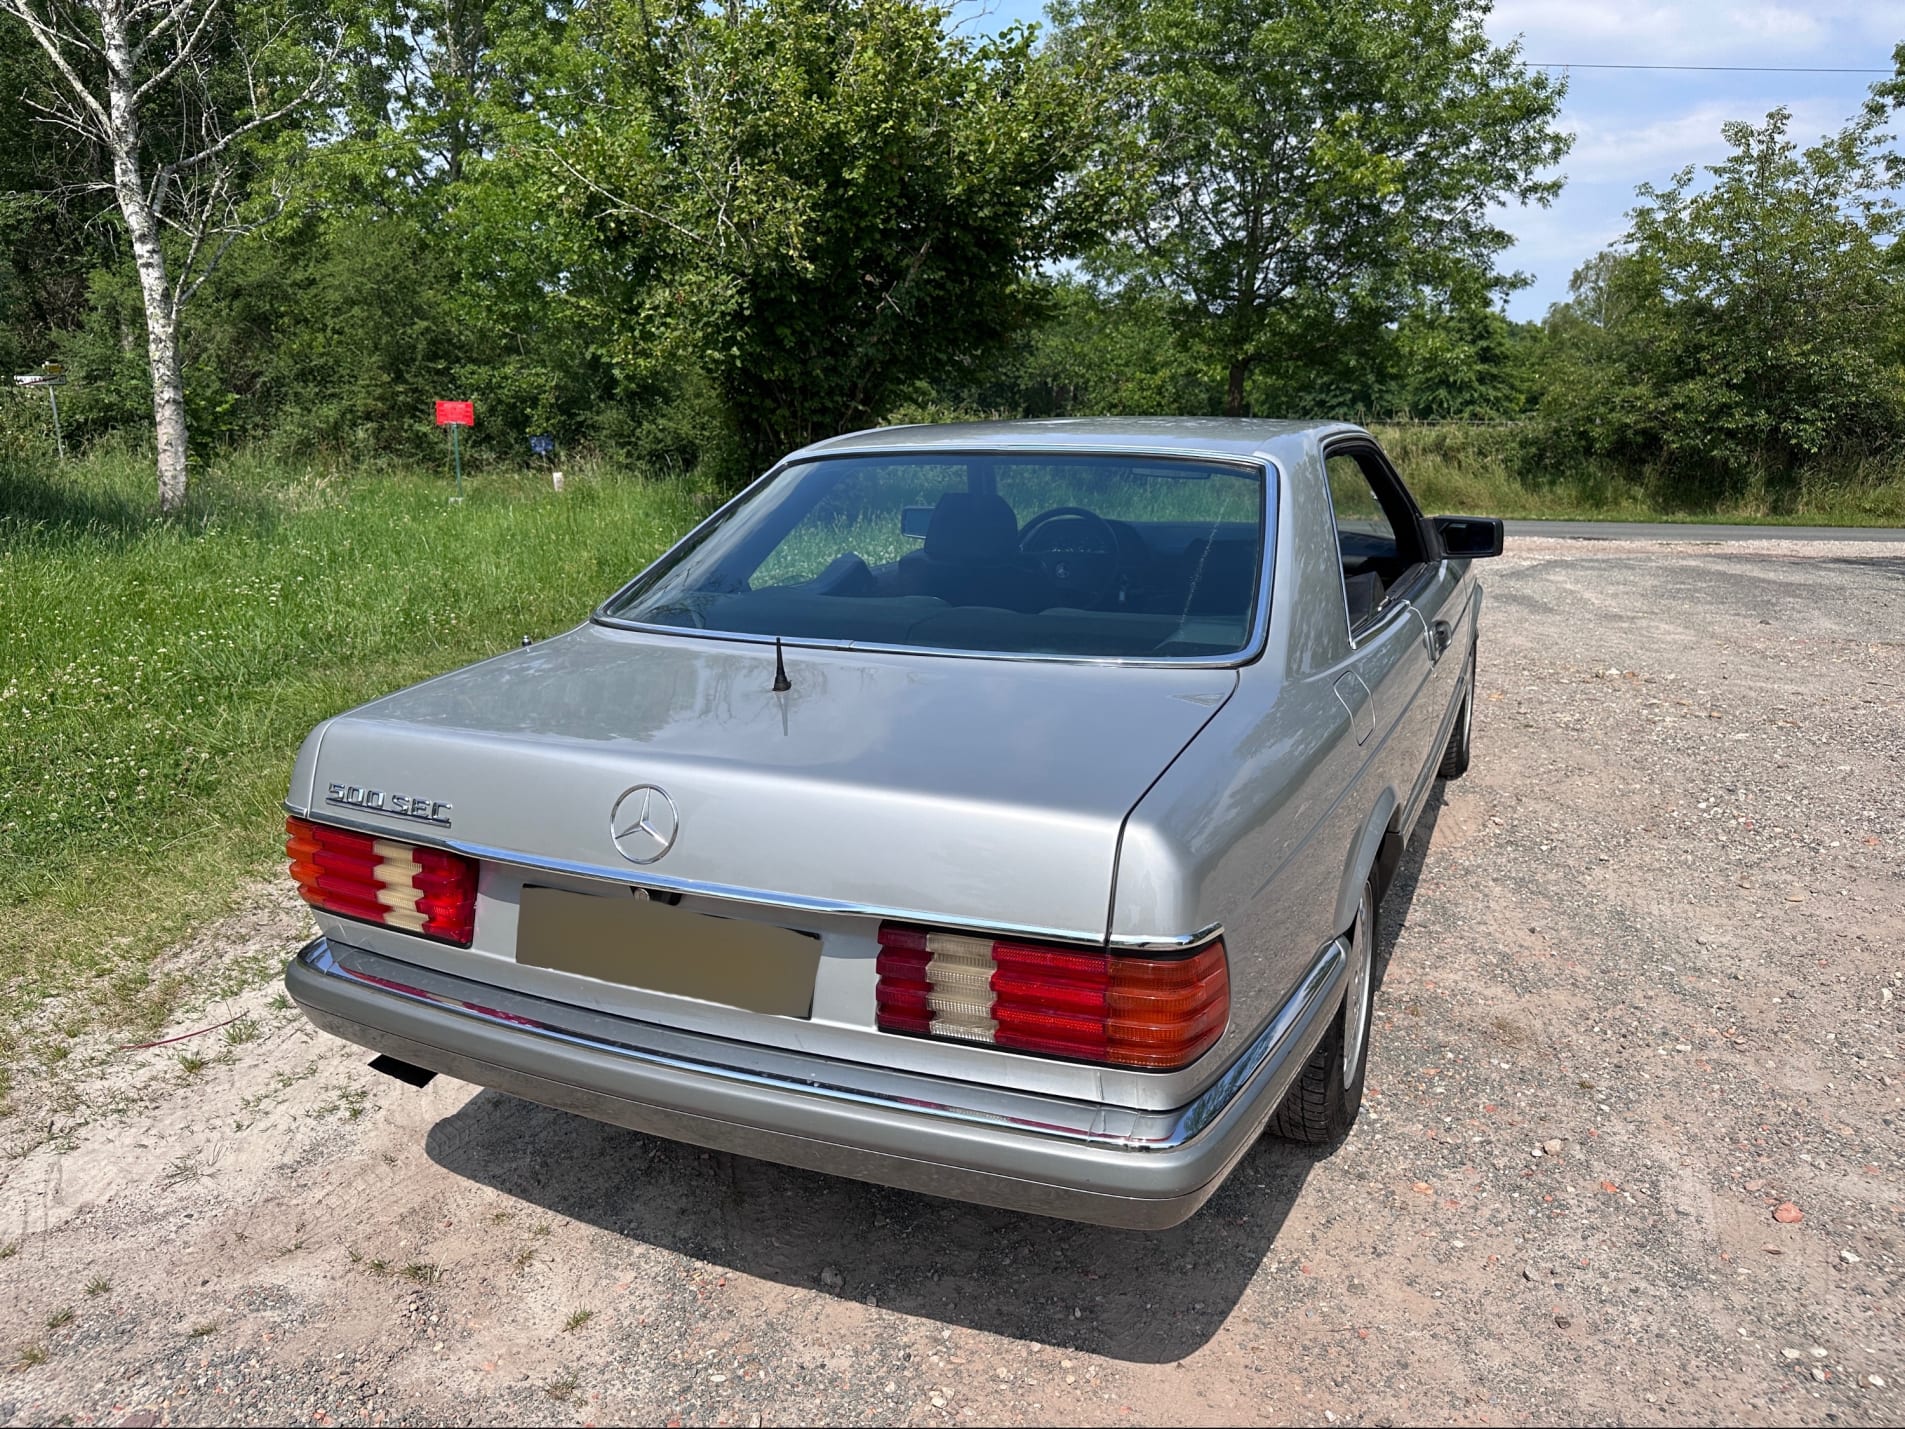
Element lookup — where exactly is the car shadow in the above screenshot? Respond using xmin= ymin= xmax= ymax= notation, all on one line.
xmin=1376 ymin=782 xmax=1442 ymax=985
xmin=421 ymin=788 xmax=1449 ymax=1365
xmin=0 ymin=459 xmax=284 ymax=547
xmin=426 ymin=1095 xmax=1321 ymax=1362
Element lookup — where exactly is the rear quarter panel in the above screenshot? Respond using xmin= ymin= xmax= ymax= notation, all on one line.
xmin=1110 ymin=436 xmax=1427 ymax=1082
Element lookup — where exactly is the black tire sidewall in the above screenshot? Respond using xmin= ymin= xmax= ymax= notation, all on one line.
xmin=1439 ymin=640 xmax=1477 ymax=778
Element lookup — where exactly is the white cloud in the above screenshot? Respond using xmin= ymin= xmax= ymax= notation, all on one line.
xmin=1561 ymin=97 xmax=1849 ymax=183
xmin=1485 ymin=0 xmax=1904 ymax=64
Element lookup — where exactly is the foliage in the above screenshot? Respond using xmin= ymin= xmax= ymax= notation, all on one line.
xmin=1 ymin=0 xmax=339 ymax=509
xmin=928 ymin=275 xmax=1541 ymax=425
xmin=4 ymin=1 xmax=1905 ymax=509
xmin=1535 ymin=102 xmax=1905 ymax=500
xmin=525 ymin=0 xmax=1117 ymax=474
xmin=1050 ymin=0 xmax=1570 ymax=415
xmin=0 ymin=22 xmax=108 ymax=375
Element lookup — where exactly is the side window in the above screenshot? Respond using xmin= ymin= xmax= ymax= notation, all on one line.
xmin=1325 ymin=447 xmax=1426 ymax=630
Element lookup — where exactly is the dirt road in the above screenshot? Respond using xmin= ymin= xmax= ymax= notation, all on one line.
xmin=3 ymin=537 xmax=1901 ymax=1427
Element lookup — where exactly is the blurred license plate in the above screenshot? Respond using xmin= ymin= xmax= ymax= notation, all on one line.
xmin=516 ymin=887 xmax=820 ymax=1018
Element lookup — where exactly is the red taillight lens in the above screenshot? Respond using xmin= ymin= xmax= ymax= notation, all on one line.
xmin=874 ymin=924 xmax=1229 ymax=1071
xmin=286 ymin=817 xmax=478 ymax=946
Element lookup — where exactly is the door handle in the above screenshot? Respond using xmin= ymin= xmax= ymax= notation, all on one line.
xmin=1431 ymin=619 xmax=1453 ymax=659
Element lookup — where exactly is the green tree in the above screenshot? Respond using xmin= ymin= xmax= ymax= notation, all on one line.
xmin=527 ymin=0 xmax=1116 ymax=475
xmin=1539 ymin=103 xmax=1905 ymax=493
xmin=0 ymin=23 xmax=110 ymax=382
xmin=926 ymin=277 xmax=1221 ymax=419
xmin=1052 ymin=0 xmax=1569 ymax=417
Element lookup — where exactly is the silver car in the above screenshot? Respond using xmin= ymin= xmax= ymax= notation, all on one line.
xmin=283 ymin=419 xmax=1502 ymax=1227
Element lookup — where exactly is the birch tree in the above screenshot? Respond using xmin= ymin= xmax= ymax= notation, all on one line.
xmin=1 ymin=0 xmax=330 ymax=510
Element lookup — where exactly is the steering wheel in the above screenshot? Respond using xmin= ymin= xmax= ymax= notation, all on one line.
xmin=1017 ymin=506 xmax=1124 ymax=608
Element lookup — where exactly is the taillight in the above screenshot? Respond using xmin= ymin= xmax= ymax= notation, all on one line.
xmin=285 ymin=817 xmax=478 ymax=946
xmin=874 ymin=924 xmax=1228 ymax=1071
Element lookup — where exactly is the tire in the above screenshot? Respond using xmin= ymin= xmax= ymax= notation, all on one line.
xmin=1267 ymin=878 xmax=1377 ymax=1144
xmin=1437 ymin=640 xmax=1477 ymax=781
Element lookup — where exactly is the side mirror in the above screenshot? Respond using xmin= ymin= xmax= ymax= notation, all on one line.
xmin=900 ymin=505 xmax=934 ymax=541
xmin=1433 ymin=515 xmax=1504 ymax=559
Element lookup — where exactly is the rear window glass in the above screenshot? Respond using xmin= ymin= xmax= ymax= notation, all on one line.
xmin=601 ymin=452 xmax=1269 ymax=660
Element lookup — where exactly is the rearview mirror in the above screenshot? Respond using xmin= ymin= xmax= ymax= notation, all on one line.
xmin=1432 ymin=515 xmax=1504 ymax=559
xmin=900 ymin=505 xmax=934 ymax=540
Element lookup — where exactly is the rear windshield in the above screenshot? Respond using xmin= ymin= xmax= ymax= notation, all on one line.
xmin=600 ymin=452 xmax=1269 ymax=659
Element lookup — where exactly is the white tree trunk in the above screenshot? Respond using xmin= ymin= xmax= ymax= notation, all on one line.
xmin=100 ymin=1 xmax=191 ymax=514
xmin=127 ymin=223 xmax=190 ymax=515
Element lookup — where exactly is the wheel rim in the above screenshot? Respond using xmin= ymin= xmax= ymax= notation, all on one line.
xmin=1341 ymin=893 xmax=1374 ymax=1086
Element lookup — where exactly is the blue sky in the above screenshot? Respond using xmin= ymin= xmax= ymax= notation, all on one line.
xmin=952 ymin=1 xmax=1905 ymax=320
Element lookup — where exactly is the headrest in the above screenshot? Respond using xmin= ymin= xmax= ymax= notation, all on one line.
xmin=924 ymin=491 xmax=1018 ymax=562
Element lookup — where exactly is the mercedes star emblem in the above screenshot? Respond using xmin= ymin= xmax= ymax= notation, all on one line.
xmin=609 ymin=784 xmax=680 ymax=864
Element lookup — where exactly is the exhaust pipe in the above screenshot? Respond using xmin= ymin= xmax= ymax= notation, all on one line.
xmin=369 ymin=1054 xmax=437 ymax=1089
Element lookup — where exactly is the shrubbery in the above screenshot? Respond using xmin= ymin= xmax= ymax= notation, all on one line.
xmin=3 ymin=6 xmax=1904 ymax=517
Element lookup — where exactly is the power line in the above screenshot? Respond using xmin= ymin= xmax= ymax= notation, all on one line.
xmin=1528 ymin=62 xmax=1894 ymax=75
xmin=1129 ymin=49 xmax=1898 ymax=78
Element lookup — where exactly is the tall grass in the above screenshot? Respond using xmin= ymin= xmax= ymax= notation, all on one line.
xmin=1370 ymin=423 xmax=1905 ymax=524
xmin=0 ymin=448 xmax=701 ymax=1056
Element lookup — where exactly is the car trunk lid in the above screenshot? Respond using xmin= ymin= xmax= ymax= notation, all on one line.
xmin=298 ymin=622 xmax=1235 ymax=940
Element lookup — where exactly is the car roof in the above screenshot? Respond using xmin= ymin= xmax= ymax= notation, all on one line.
xmin=789 ymin=417 xmax=1367 ymax=465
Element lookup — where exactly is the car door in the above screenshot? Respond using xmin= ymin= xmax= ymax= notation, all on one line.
xmin=1321 ymin=441 xmax=1451 ymax=811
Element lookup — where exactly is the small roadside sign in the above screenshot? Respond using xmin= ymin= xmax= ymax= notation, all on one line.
xmin=434 ymin=400 xmax=474 ymax=500
xmin=13 ymin=363 xmax=68 ymax=459
xmin=529 ymin=434 xmax=554 ymax=456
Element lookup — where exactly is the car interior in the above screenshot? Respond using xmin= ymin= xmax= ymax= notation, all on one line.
xmin=1326 ymin=446 xmax=1430 ymax=630
xmin=614 ymin=455 xmax=1270 ymax=659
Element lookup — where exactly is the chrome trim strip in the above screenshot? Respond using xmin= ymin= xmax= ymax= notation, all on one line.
xmin=587 ymin=449 xmax=1284 ymax=672
xmin=299 ymin=934 xmax=1345 ymax=1150
xmin=283 ymin=802 xmax=1226 ymax=951
xmin=1104 ymin=922 xmax=1225 ymax=951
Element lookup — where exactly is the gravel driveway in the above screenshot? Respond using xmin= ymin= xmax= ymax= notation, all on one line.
xmin=2 ymin=537 xmax=1901 ymax=1427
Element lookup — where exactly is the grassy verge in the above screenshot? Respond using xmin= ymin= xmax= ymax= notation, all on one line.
xmin=1371 ymin=423 xmax=1905 ymax=525
xmin=0 ymin=448 xmax=704 ymax=1092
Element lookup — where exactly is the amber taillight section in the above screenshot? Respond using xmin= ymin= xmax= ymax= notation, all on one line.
xmin=285 ymin=816 xmax=478 ymax=946
xmin=874 ymin=924 xmax=1229 ymax=1071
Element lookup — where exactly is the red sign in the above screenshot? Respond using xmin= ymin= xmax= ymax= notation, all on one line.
xmin=435 ymin=400 xmax=474 ymax=427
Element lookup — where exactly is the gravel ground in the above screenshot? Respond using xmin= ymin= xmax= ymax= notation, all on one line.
xmin=1 ymin=536 xmax=1901 ymax=1427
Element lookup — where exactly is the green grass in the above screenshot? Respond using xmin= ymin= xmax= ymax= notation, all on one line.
xmin=1370 ymin=423 xmax=1905 ymax=525
xmin=0 ymin=447 xmax=701 ymax=1077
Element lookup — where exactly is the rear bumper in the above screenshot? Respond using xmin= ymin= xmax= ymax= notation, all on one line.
xmin=286 ymin=935 xmax=1345 ymax=1229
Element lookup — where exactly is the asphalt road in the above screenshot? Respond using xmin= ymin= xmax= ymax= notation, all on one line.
xmin=1503 ymin=519 xmax=1905 ymax=542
